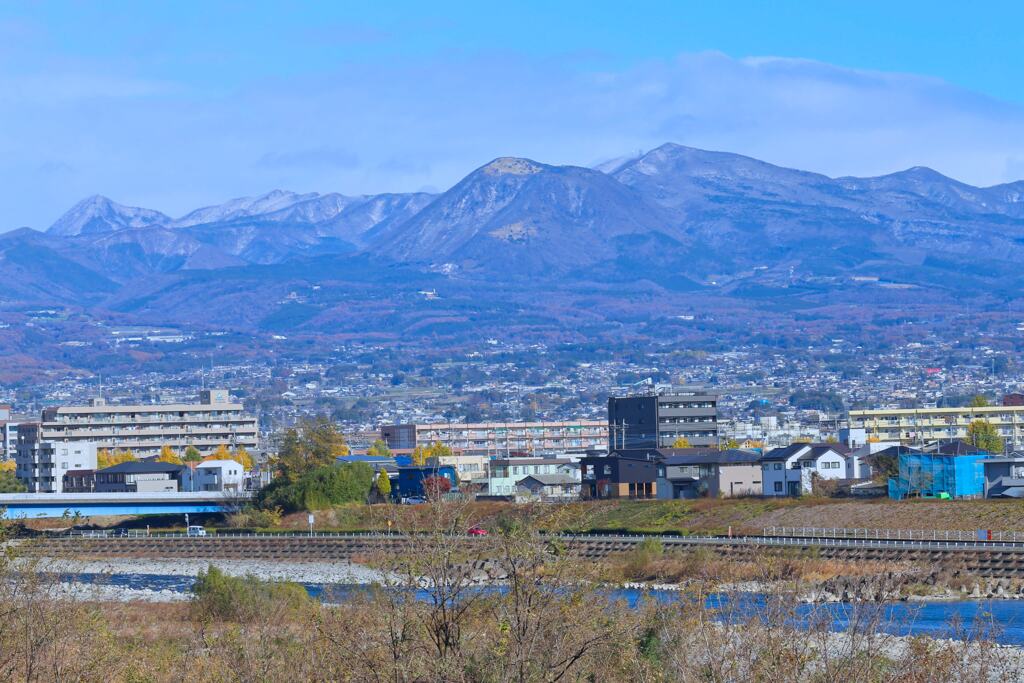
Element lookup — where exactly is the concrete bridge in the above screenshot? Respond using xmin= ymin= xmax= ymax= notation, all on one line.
xmin=0 ymin=492 xmax=249 ymax=519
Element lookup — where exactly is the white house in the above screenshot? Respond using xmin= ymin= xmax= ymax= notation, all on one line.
xmin=487 ymin=457 xmax=580 ymax=496
xmin=194 ymin=459 xmax=245 ymax=492
xmin=761 ymin=443 xmax=850 ymax=496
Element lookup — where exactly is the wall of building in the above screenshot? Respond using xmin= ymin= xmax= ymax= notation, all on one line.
xmin=710 ymin=463 xmax=763 ymax=497
xmin=38 ymin=390 xmax=258 ymax=458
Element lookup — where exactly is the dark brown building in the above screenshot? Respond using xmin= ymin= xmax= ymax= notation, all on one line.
xmin=579 ymin=452 xmax=659 ymax=499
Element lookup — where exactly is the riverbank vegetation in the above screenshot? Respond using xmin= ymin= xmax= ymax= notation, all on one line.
xmin=6 ymin=501 xmax=1024 ymax=681
xmin=248 ymin=496 xmax=1024 ymax=537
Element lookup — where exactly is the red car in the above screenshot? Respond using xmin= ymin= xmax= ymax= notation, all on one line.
xmin=467 ymin=526 xmax=488 ymax=536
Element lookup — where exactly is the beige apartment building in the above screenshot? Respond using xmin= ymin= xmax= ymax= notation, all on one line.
xmin=40 ymin=389 xmax=258 ymax=459
xmin=849 ymin=405 xmax=1024 ymax=450
xmin=381 ymin=420 xmax=608 ymax=457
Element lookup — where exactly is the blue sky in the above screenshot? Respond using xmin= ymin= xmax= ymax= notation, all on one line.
xmin=3 ymin=1 xmax=1024 ymax=227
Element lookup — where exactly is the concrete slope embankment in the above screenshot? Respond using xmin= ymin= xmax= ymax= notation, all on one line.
xmin=20 ymin=533 xmax=1024 ymax=578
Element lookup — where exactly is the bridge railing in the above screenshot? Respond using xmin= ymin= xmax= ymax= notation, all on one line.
xmin=763 ymin=526 xmax=1024 ymax=543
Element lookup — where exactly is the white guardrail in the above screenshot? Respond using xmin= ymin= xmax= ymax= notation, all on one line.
xmin=56 ymin=529 xmax=1024 ymax=551
xmin=763 ymin=526 xmax=1024 ymax=543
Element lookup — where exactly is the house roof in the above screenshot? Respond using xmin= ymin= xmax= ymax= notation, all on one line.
xmin=924 ymin=440 xmax=993 ymax=456
xmin=64 ymin=469 xmax=94 ymax=477
xmin=761 ymin=444 xmax=810 ymax=462
xmin=196 ymin=459 xmax=238 ymax=469
xmin=491 ymin=457 xmax=575 ymax=466
xmin=97 ymin=461 xmax=185 ymax=475
xmin=656 ymin=447 xmax=720 ymax=457
xmin=868 ymin=445 xmax=925 ymax=459
xmin=795 ymin=445 xmax=847 ymax=462
xmin=517 ymin=474 xmax=580 ymax=487
xmin=662 ymin=449 xmax=760 ymax=466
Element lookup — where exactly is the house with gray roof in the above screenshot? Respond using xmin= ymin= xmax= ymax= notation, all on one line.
xmin=656 ymin=449 xmax=762 ymax=499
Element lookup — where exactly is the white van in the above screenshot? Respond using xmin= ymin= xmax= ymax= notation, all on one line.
xmin=186 ymin=525 xmax=207 ymax=537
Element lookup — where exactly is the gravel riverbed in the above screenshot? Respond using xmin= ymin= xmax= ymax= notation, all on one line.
xmin=23 ymin=556 xmax=386 ymax=594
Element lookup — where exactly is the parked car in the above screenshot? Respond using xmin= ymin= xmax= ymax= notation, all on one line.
xmin=467 ymin=526 xmax=488 ymax=536
xmin=402 ymin=496 xmax=426 ymax=505
xmin=186 ymin=525 xmax=207 ymax=537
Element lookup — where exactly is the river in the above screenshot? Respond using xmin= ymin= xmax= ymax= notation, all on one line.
xmin=60 ymin=572 xmax=1024 ymax=645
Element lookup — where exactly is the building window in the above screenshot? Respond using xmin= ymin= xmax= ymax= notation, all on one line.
xmin=773 ymin=463 xmax=782 ymax=470
xmin=774 ymin=482 xmax=783 ymax=493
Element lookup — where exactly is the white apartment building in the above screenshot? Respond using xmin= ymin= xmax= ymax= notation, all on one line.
xmin=382 ymin=420 xmax=608 ymax=457
xmin=15 ymin=423 xmax=97 ymax=493
xmin=39 ymin=389 xmax=258 ymax=459
xmin=849 ymin=405 xmax=1024 ymax=450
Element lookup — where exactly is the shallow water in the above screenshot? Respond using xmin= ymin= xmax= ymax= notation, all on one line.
xmin=60 ymin=573 xmax=1024 ymax=645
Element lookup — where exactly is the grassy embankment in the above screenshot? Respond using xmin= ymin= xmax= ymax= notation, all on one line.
xmin=23 ymin=496 xmax=1024 ymax=536
xmin=269 ymin=497 xmax=1024 ymax=536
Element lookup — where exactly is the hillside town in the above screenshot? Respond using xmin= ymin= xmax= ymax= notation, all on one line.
xmin=2 ymin=377 xmax=1023 ymax=519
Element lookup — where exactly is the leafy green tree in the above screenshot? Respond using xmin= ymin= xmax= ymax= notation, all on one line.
xmin=967 ymin=420 xmax=1004 ymax=453
xmin=257 ymin=461 xmax=374 ymax=512
xmin=969 ymin=395 xmax=990 ymax=407
xmin=183 ymin=446 xmax=203 ymax=462
xmin=276 ymin=416 xmax=350 ymax=481
xmin=0 ymin=471 xmax=26 ymax=493
xmin=367 ymin=439 xmax=392 ymax=457
xmin=376 ymin=469 xmax=392 ymax=499
xmin=718 ymin=438 xmax=740 ymax=450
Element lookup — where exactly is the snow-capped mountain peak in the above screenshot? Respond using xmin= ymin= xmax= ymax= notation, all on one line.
xmin=47 ymin=195 xmax=170 ymax=237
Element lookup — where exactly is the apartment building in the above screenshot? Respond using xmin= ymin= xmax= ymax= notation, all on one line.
xmin=15 ymin=423 xmax=98 ymax=493
xmin=39 ymin=389 xmax=258 ymax=459
xmin=849 ymin=405 xmax=1024 ymax=451
xmin=607 ymin=388 xmax=718 ymax=449
xmin=381 ymin=420 xmax=607 ymax=457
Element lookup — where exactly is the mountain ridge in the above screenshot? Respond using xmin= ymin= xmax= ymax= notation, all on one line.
xmin=12 ymin=142 xmax=1024 ymax=326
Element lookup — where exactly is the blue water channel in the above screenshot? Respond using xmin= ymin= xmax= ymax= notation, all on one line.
xmin=59 ymin=573 xmax=1024 ymax=645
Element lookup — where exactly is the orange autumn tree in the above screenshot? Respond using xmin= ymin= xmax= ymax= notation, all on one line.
xmin=98 ymin=448 xmax=137 ymax=469
xmin=156 ymin=445 xmax=183 ymax=465
xmin=203 ymin=444 xmax=254 ymax=470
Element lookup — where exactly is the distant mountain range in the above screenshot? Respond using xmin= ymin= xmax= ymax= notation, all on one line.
xmin=2 ymin=143 xmax=1023 ymax=362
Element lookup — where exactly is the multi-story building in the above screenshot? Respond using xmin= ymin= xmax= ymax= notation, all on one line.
xmin=607 ymin=388 xmax=719 ymax=449
xmin=849 ymin=405 xmax=1024 ymax=451
xmin=380 ymin=420 xmax=607 ymax=457
xmin=15 ymin=423 xmax=98 ymax=493
xmin=0 ymin=421 xmax=19 ymax=460
xmin=39 ymin=389 xmax=258 ymax=459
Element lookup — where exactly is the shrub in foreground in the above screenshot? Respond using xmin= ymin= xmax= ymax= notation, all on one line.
xmin=191 ymin=565 xmax=311 ymax=620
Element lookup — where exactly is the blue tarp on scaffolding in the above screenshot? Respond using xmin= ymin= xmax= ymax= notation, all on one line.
xmin=888 ymin=452 xmax=990 ymax=499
